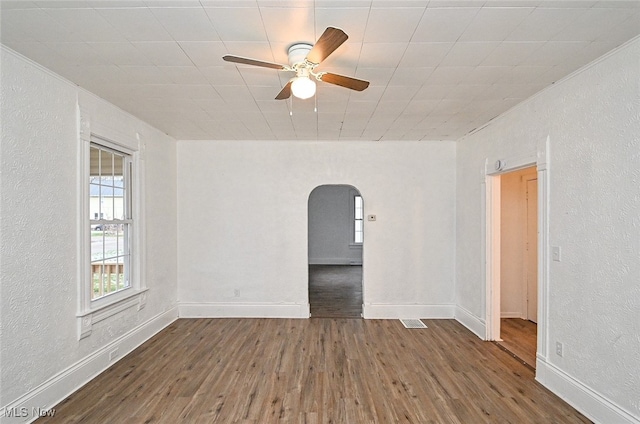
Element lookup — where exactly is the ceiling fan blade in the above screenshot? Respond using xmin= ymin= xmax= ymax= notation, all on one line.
xmin=275 ymin=81 xmax=293 ymax=100
xmin=305 ymin=27 xmax=348 ymax=65
xmin=318 ymin=73 xmax=370 ymax=91
xmin=223 ymin=55 xmax=287 ymax=70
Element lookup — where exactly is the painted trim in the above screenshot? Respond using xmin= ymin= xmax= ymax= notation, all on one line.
xmin=536 ymin=136 xmax=551 ymax=360
xmin=500 ymin=311 xmax=524 ymax=319
xmin=178 ymin=302 xmax=310 ymax=318
xmin=0 ymin=307 xmax=178 ymax=424
xmin=76 ymin=104 xmax=92 ymax=338
xmin=362 ymin=303 xmax=454 ymax=319
xmin=485 ymin=172 xmax=502 ymax=340
xmin=454 ymin=305 xmax=486 ymax=339
xmin=484 ymin=153 xmax=540 ymax=343
xmin=536 ymin=359 xmax=640 ymax=424
xmin=76 ymin=289 xmax=149 ymax=339
xmin=308 ymin=258 xmax=357 ymax=265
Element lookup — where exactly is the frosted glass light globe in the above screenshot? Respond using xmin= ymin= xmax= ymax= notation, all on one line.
xmin=291 ymin=76 xmax=316 ymax=99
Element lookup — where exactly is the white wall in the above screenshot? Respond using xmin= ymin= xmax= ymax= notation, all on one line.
xmin=308 ymin=185 xmax=362 ymax=265
xmin=0 ymin=48 xmax=178 ymax=420
xmin=456 ymin=38 xmax=640 ymax=422
xmin=177 ymin=140 xmax=456 ymax=319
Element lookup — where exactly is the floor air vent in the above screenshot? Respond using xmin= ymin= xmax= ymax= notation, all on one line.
xmin=400 ymin=319 xmax=427 ymax=329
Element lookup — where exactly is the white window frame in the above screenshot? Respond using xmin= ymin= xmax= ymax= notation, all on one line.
xmin=89 ymin=142 xmax=133 ymax=301
xmin=353 ymin=193 xmax=364 ymax=245
xmin=77 ymin=110 xmax=147 ymax=340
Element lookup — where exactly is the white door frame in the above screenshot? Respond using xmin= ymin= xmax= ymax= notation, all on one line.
xmin=484 ymin=137 xmax=551 ymax=370
xmin=525 ymin=176 xmax=539 ymax=323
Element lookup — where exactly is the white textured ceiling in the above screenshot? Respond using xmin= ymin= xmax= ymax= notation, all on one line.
xmin=2 ymin=0 xmax=639 ymax=141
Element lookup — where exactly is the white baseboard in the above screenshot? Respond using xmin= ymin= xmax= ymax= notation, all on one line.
xmin=536 ymin=358 xmax=639 ymax=424
xmin=362 ymin=303 xmax=454 ymax=319
xmin=178 ymin=302 xmax=310 ymax=318
xmin=0 ymin=307 xmax=178 ymax=424
xmin=454 ymin=305 xmax=486 ymax=340
xmin=308 ymin=258 xmax=358 ymax=265
xmin=500 ymin=311 xmax=524 ymax=319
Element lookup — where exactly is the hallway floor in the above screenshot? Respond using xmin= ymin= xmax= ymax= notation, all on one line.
xmin=497 ymin=318 xmax=538 ymax=369
xmin=309 ymin=265 xmax=362 ymax=318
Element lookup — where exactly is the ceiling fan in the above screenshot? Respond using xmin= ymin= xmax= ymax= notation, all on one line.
xmin=223 ymin=27 xmax=369 ymax=100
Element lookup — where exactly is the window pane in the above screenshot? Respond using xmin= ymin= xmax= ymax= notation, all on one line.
xmin=91 ymin=230 xmax=105 ymax=261
xmin=112 ymin=155 xmax=124 ymax=219
xmin=355 ymin=195 xmax=363 ymax=219
xmin=113 ymin=178 xmax=125 ymax=220
xmin=90 ymin=146 xmax=100 ymax=176
xmin=354 ymin=195 xmax=364 ymax=244
xmin=89 ymin=143 xmax=132 ymax=300
xmin=112 ymin=154 xmax=123 ymax=178
xmin=90 ymin=182 xmax=101 ymax=220
xmin=100 ymin=150 xmax=113 ymax=177
xmin=116 ymin=224 xmax=125 ymax=257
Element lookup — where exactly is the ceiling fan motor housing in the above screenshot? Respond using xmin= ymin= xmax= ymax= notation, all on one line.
xmin=288 ymin=43 xmax=313 ymax=67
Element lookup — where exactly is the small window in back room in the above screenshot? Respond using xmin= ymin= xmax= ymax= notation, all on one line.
xmin=354 ymin=195 xmax=363 ymax=243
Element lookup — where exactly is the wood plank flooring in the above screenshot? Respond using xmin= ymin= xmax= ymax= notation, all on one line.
xmin=38 ymin=318 xmax=590 ymax=424
xmin=309 ymin=265 xmax=362 ymax=318
xmin=497 ymin=318 xmax=538 ymax=369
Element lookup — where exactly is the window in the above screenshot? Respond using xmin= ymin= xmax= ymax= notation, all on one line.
xmin=77 ymin=110 xmax=147 ymax=340
xmin=89 ymin=143 xmax=132 ymax=300
xmin=354 ymin=195 xmax=363 ymax=243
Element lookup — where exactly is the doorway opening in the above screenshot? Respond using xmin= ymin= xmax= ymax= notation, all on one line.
xmin=489 ymin=166 xmax=538 ymax=369
xmin=308 ymin=185 xmax=363 ymax=318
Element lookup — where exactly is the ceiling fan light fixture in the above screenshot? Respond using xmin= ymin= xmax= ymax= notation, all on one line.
xmin=223 ymin=27 xmax=369 ymax=101
xmin=291 ymin=76 xmax=316 ymax=99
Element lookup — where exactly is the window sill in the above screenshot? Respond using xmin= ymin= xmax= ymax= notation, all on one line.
xmin=349 ymin=243 xmax=363 ymax=249
xmin=77 ymin=288 xmax=148 ymax=340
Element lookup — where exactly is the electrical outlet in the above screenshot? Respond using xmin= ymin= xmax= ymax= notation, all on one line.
xmin=555 ymin=342 xmax=563 ymax=357
xmin=109 ymin=347 xmax=120 ymax=362
xmin=367 ymin=214 xmax=376 ymax=221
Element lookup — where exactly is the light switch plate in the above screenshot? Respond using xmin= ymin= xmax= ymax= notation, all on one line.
xmin=552 ymin=246 xmax=561 ymax=262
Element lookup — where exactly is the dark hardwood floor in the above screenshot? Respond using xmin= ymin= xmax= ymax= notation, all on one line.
xmin=38 ymin=318 xmax=590 ymax=424
xmin=497 ymin=318 xmax=538 ymax=369
xmin=309 ymin=265 xmax=362 ymax=318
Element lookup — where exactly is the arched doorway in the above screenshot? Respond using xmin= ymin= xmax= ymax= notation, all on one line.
xmin=308 ymin=185 xmax=363 ymax=318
